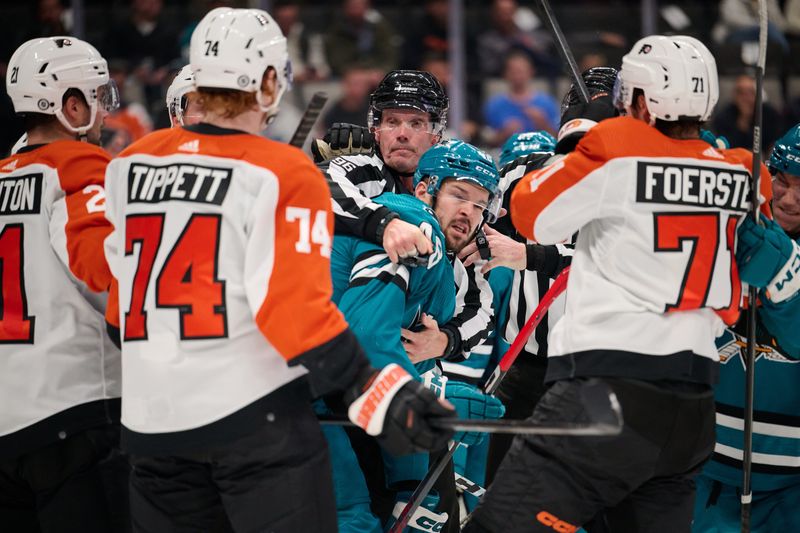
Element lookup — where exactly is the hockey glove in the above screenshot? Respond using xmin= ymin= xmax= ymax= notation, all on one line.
xmin=556 ymin=95 xmax=618 ymax=154
xmin=387 ymin=491 xmax=448 ymax=533
xmin=347 ymin=364 xmax=455 ymax=456
xmin=422 ymin=370 xmax=506 ymax=446
xmin=737 ymin=214 xmax=800 ymax=303
xmin=311 ymin=122 xmax=375 ymax=163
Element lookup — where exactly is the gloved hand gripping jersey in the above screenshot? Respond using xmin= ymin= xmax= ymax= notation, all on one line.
xmin=422 ymin=369 xmax=506 ymax=447
xmin=737 ymin=214 xmax=800 ymax=303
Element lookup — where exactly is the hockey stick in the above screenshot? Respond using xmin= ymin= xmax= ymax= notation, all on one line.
xmin=537 ymin=0 xmax=590 ymax=103
xmin=320 ymin=399 xmax=622 ymax=436
xmin=742 ymin=2 xmax=768 ymax=531
xmin=288 ymin=91 xmax=328 ymax=148
xmin=388 ymin=267 xmax=577 ymax=533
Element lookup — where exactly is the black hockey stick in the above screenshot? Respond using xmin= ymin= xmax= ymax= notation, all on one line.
xmin=742 ymin=2 xmax=768 ymax=532
xmin=320 ymin=395 xmax=622 ymax=436
xmin=382 ymin=379 xmax=621 ymax=533
xmin=288 ymin=91 xmax=328 ymax=148
xmin=387 ymin=268 xmax=591 ymax=533
xmin=537 ymin=0 xmax=590 ymax=103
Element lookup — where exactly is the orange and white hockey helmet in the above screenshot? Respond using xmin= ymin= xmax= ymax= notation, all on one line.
xmin=614 ymin=34 xmax=718 ymax=123
xmin=6 ymin=37 xmax=119 ymax=136
xmin=190 ymin=7 xmax=292 ymax=117
xmin=166 ymin=64 xmax=196 ymax=126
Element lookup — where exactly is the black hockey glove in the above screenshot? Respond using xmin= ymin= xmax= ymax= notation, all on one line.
xmin=556 ymin=96 xmax=618 ymax=154
xmin=345 ymin=364 xmax=455 ymax=456
xmin=311 ymin=122 xmax=375 ymax=163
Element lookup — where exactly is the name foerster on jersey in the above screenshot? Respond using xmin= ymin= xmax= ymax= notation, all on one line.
xmin=0 ymin=173 xmax=42 ymax=215
xmin=128 ymin=163 xmax=232 ymax=205
xmin=635 ymin=162 xmax=750 ymax=212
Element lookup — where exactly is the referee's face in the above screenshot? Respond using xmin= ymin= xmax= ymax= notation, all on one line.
xmin=375 ymin=109 xmax=438 ymax=175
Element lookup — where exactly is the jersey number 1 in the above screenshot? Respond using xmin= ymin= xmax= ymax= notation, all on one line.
xmin=0 ymin=224 xmax=34 ymax=343
xmin=124 ymin=214 xmax=227 ymax=341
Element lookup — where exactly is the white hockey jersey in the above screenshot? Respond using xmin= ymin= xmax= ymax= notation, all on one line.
xmin=511 ymin=116 xmax=772 ymax=384
xmin=0 ymin=141 xmax=120 ymax=456
xmin=104 ymin=124 xmax=351 ymax=451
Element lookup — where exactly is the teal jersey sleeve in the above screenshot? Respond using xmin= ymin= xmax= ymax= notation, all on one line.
xmin=759 ymin=293 xmax=800 ymax=359
xmin=755 ymin=234 xmax=800 ymax=359
xmin=332 ymin=193 xmax=456 ymax=378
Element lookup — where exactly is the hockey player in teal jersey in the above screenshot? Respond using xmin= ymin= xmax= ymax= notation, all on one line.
xmin=323 ymin=140 xmax=506 ymax=532
xmin=693 ymin=124 xmax=800 ymax=532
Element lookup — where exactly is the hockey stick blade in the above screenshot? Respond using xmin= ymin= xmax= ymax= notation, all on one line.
xmin=318 ymin=413 xmax=621 ymax=436
xmin=288 ymin=92 xmax=328 ymax=148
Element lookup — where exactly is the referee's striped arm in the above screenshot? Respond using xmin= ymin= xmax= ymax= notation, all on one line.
xmin=441 ymin=259 xmax=495 ymax=360
xmin=324 ymin=154 xmax=395 ymax=242
xmin=504 ymin=242 xmax=573 ymax=357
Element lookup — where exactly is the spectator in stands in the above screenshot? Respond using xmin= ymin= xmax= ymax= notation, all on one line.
xmin=273 ymin=0 xmax=330 ymax=82
xmin=713 ymin=0 xmax=790 ymax=51
xmin=476 ymin=0 xmax=558 ymax=81
xmin=712 ymin=73 xmax=783 ymax=155
xmin=323 ymin=65 xmax=375 ymax=129
xmin=324 ymin=0 xmax=398 ymax=78
xmin=104 ymin=0 xmax=180 ymax=115
xmin=178 ymin=0 xmax=234 ymax=62
xmin=102 ymin=59 xmax=153 ymax=155
xmin=21 ymin=0 xmax=71 ymax=42
xmin=401 ymin=0 xmax=449 ymax=70
xmin=483 ymin=51 xmax=559 ymax=146
xmin=419 ymin=53 xmax=481 ymax=143
xmin=786 ymin=0 xmax=800 ymax=36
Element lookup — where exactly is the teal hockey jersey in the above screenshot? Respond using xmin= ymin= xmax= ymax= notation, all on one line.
xmin=330 ymin=193 xmax=455 ymax=378
xmin=703 ymin=282 xmax=800 ymax=491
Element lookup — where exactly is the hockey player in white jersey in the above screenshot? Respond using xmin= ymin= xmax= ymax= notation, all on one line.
xmin=165 ymin=64 xmax=203 ymax=127
xmin=0 ymin=37 xmax=127 ymax=532
xmin=464 ymin=35 xmax=773 ymax=533
xmin=103 ymin=8 xmax=454 ymax=533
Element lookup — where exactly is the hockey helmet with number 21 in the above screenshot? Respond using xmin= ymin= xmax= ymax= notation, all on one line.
xmin=6 ymin=36 xmax=119 ymax=137
xmin=614 ymin=34 xmax=718 ymax=123
xmin=190 ymin=7 xmax=292 ymax=117
xmin=414 ymin=140 xmax=502 ymax=224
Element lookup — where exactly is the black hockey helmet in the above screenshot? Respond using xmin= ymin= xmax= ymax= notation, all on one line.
xmin=367 ymin=70 xmax=449 ymax=134
xmin=559 ymin=66 xmax=619 ymax=126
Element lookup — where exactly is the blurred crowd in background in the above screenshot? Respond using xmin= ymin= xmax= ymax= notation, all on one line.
xmin=1 ymin=0 xmax=800 ymax=158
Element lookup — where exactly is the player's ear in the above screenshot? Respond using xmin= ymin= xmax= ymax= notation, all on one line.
xmin=415 ymin=180 xmax=431 ymax=203
xmin=260 ymin=67 xmax=278 ymax=106
xmin=63 ymin=92 xmax=91 ymax=129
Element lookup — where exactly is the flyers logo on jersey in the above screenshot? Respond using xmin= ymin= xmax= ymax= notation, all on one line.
xmin=128 ymin=163 xmax=232 ymax=205
xmin=636 ymin=162 xmax=750 ymax=212
xmin=0 ymin=173 xmax=43 ymax=215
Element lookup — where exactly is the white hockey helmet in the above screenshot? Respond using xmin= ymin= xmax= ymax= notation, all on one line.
xmin=166 ymin=65 xmax=196 ymax=126
xmin=190 ymin=7 xmax=292 ymax=117
xmin=614 ymin=34 xmax=718 ymax=123
xmin=6 ymin=37 xmax=119 ymax=136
